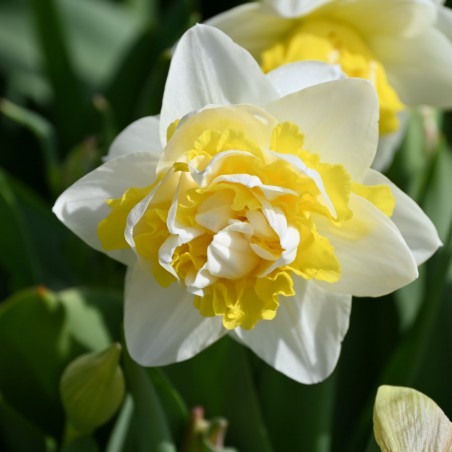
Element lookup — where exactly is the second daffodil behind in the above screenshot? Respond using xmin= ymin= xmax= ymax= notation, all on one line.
xmin=53 ymin=25 xmax=441 ymax=384
xmin=207 ymin=0 xmax=452 ymax=168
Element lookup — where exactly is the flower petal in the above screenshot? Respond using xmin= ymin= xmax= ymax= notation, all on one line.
xmin=233 ymin=279 xmax=351 ymax=384
xmin=363 ymin=169 xmax=442 ymax=265
xmin=324 ymin=0 xmax=436 ymax=37
xmin=316 ymin=193 xmax=418 ymax=297
xmin=206 ymin=3 xmax=294 ymax=57
xmin=266 ymin=61 xmax=345 ymax=98
xmin=374 ymin=385 xmax=452 ymax=452
xmin=371 ymin=28 xmax=452 ymax=107
xmin=106 ymin=116 xmax=162 ymax=161
xmin=265 ymin=78 xmax=379 ymax=181
xmin=264 ymin=0 xmax=332 ymax=17
xmin=124 ymin=260 xmax=226 ymax=366
xmin=372 ymin=110 xmax=410 ymax=171
xmin=53 ymin=152 xmax=160 ymax=265
xmin=160 ymin=24 xmax=277 ymax=144
xmin=436 ymin=4 xmax=452 ymax=41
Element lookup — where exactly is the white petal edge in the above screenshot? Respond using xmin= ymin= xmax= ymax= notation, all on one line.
xmin=265 ymin=78 xmax=379 ymax=182
xmin=363 ymin=169 xmax=442 ymax=265
xmin=322 ymin=0 xmax=437 ymax=38
xmin=233 ymin=279 xmax=351 ymax=384
xmin=52 ymin=152 xmax=160 ymax=265
xmin=124 ymin=259 xmax=226 ymax=366
xmin=371 ymin=27 xmax=452 ymax=107
xmin=206 ymin=3 xmax=295 ymax=57
xmin=105 ymin=116 xmax=162 ymax=161
xmin=266 ymin=61 xmax=346 ymax=98
xmin=372 ymin=110 xmax=410 ymax=171
xmin=316 ymin=193 xmax=418 ymax=297
xmin=160 ymin=24 xmax=278 ymax=145
xmin=436 ymin=4 xmax=452 ymax=41
xmin=374 ymin=385 xmax=452 ymax=452
xmin=264 ymin=0 xmax=333 ymax=17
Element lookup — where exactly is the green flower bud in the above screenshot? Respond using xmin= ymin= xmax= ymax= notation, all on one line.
xmin=60 ymin=343 xmax=125 ymax=434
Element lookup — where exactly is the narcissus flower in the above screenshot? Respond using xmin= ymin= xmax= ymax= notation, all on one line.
xmin=373 ymin=385 xmax=452 ymax=451
xmin=53 ymin=25 xmax=440 ymax=384
xmin=207 ymin=0 xmax=452 ymax=168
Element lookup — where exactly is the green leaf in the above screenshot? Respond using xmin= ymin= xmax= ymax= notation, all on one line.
xmin=28 ymin=0 xmax=90 ymax=145
xmin=123 ymin=349 xmax=177 ymax=452
xmin=0 ymin=394 xmax=51 ymax=452
xmin=0 ymin=169 xmax=40 ymax=291
xmin=147 ymin=368 xmax=189 ymax=442
xmin=0 ymin=286 xmax=123 ymax=436
xmin=61 ymin=436 xmax=99 ymax=452
xmin=0 ymin=99 xmax=59 ymax=196
xmin=0 ymin=288 xmax=67 ymax=435
xmin=105 ymin=395 xmax=134 ymax=452
xmin=257 ymin=361 xmax=335 ymax=452
xmin=164 ymin=337 xmax=274 ymax=452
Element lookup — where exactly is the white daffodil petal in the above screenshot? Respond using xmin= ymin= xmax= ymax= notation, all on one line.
xmin=437 ymin=4 xmax=452 ymax=41
xmin=233 ymin=279 xmax=351 ymax=384
xmin=160 ymin=24 xmax=277 ymax=143
xmin=363 ymin=169 xmax=442 ymax=265
xmin=316 ymin=194 xmax=418 ymax=297
xmin=106 ymin=116 xmax=162 ymax=161
xmin=206 ymin=3 xmax=294 ymax=57
xmin=374 ymin=385 xmax=452 ymax=452
xmin=372 ymin=111 xmax=410 ymax=171
xmin=264 ymin=0 xmax=332 ymax=17
xmin=52 ymin=152 xmax=159 ymax=265
xmin=372 ymin=28 xmax=452 ymax=107
xmin=267 ymin=61 xmax=346 ymax=98
xmin=266 ymin=78 xmax=379 ymax=181
xmin=324 ymin=0 xmax=436 ymax=37
xmin=124 ymin=260 xmax=226 ymax=366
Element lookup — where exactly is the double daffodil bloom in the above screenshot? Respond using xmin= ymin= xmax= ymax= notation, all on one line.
xmin=208 ymin=0 xmax=452 ymax=169
xmin=53 ymin=25 xmax=440 ymax=384
xmin=374 ymin=386 xmax=452 ymax=451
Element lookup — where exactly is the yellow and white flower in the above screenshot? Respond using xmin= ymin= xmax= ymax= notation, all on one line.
xmin=374 ymin=385 xmax=452 ymax=451
xmin=53 ymin=25 xmax=440 ymax=384
xmin=207 ymin=0 xmax=452 ymax=169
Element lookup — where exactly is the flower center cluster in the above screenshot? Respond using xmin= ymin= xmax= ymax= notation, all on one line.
xmin=98 ymin=107 xmax=394 ymax=330
xmin=261 ymin=18 xmax=404 ymax=135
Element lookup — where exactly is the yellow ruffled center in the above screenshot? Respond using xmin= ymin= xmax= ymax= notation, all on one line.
xmin=98 ymin=118 xmax=395 ymax=330
xmin=261 ymin=18 xmax=404 ymax=135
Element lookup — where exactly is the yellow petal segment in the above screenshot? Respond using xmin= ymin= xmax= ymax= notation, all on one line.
xmin=97 ymin=112 xmax=395 ymax=330
xmin=374 ymin=385 xmax=452 ymax=452
xmin=261 ymin=19 xmax=404 ymax=135
xmin=98 ymin=186 xmax=151 ymax=250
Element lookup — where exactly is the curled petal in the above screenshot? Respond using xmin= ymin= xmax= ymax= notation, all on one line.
xmin=106 ymin=116 xmax=162 ymax=161
xmin=374 ymin=385 xmax=452 ymax=452
xmin=233 ymin=279 xmax=351 ymax=384
xmin=53 ymin=152 xmax=160 ymax=265
xmin=363 ymin=170 xmax=441 ymax=265
xmin=316 ymin=194 xmax=418 ymax=297
xmin=266 ymin=78 xmax=379 ymax=182
xmin=124 ymin=260 xmax=226 ymax=366
xmin=267 ymin=61 xmax=346 ymax=98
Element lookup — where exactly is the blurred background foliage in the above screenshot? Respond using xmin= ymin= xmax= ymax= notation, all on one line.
xmin=0 ymin=0 xmax=451 ymax=451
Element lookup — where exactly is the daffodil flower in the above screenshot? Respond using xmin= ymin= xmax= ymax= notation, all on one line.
xmin=207 ymin=0 xmax=452 ymax=169
xmin=374 ymin=385 xmax=452 ymax=451
xmin=53 ymin=25 xmax=441 ymax=384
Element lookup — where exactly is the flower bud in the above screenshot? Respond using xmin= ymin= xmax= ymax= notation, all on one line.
xmin=60 ymin=343 xmax=125 ymax=434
